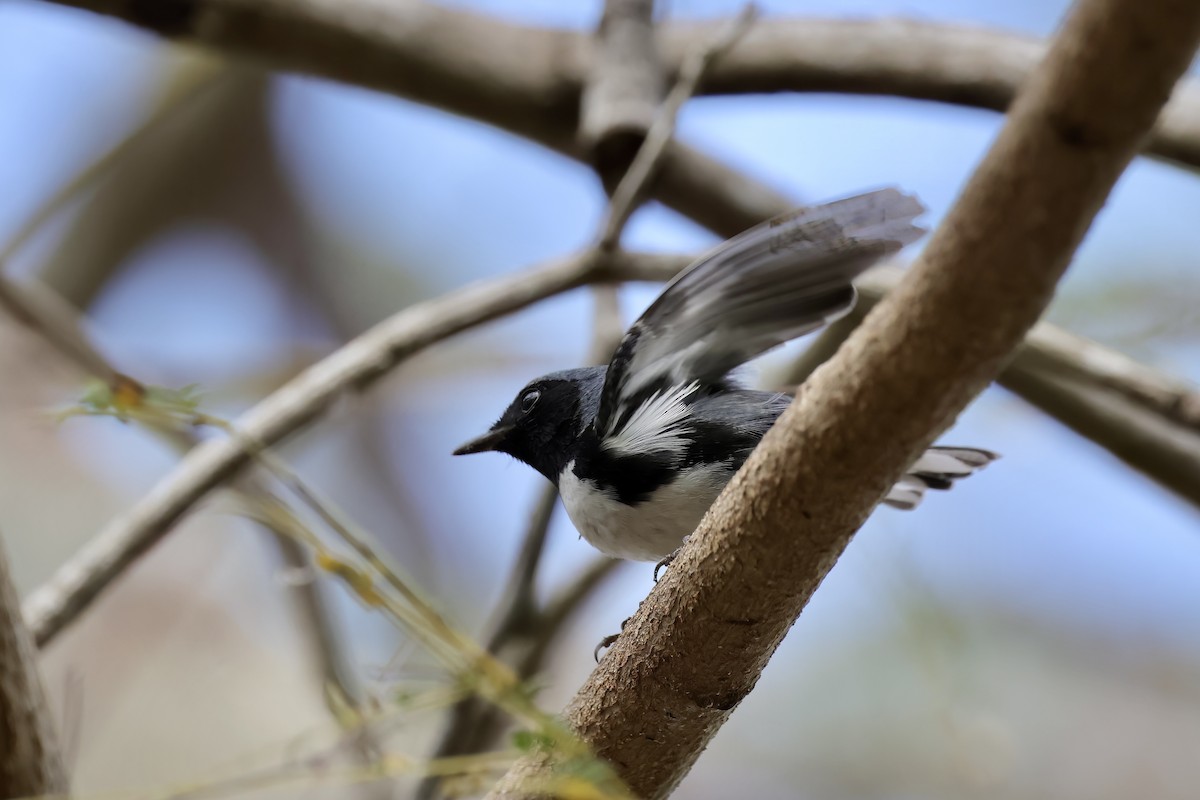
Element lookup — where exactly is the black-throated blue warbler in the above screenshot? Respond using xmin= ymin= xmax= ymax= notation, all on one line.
xmin=454 ymin=188 xmax=997 ymax=562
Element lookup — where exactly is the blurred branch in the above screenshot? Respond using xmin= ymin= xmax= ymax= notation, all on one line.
xmin=0 ymin=275 xmax=118 ymax=383
xmin=854 ymin=269 xmax=1200 ymax=430
xmin=857 ymin=269 xmax=1200 ymax=508
xmin=783 ymin=267 xmax=1200 ymax=510
xmin=1015 ymin=323 xmax=1200 ymax=429
xmin=772 ymin=308 xmax=865 ymax=388
xmin=659 ymin=18 xmax=1200 ymax=171
xmin=595 ymin=5 xmax=758 ymax=250
xmin=39 ymin=0 xmax=787 ymax=236
xmin=0 ymin=57 xmax=228 ymax=273
xmin=0 ymin=273 xmax=377 ymax=767
xmin=418 ymin=288 xmax=627 ymax=799
xmin=1003 ymin=355 xmax=1200 ymax=505
xmin=579 ymin=0 xmax=663 ymax=189
xmin=40 ymin=1 xmax=1200 ymax=239
xmin=0 ymin=533 xmax=68 ymax=797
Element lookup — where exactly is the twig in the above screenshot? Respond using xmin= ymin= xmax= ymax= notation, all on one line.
xmin=418 ymin=285 xmax=627 ymax=800
xmin=769 ymin=308 xmax=866 ymax=388
xmin=522 ymin=556 xmax=621 ymax=676
xmin=1017 ymin=322 xmax=1200 ymax=428
xmin=854 ymin=268 xmax=1200 ymax=432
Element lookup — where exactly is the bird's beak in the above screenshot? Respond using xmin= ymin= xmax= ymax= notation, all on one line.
xmin=453 ymin=425 xmax=513 ymax=456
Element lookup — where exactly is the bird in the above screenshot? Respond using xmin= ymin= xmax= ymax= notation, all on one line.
xmin=453 ymin=188 xmax=998 ymax=563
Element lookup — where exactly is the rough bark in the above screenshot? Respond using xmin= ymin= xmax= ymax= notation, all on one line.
xmin=487 ymin=0 xmax=1200 ymax=796
xmin=0 ymin=535 xmax=67 ymax=797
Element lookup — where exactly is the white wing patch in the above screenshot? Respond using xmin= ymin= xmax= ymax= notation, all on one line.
xmin=602 ymin=381 xmax=700 ymax=459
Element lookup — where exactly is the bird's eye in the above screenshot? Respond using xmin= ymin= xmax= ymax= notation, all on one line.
xmin=519 ymin=390 xmax=540 ymax=414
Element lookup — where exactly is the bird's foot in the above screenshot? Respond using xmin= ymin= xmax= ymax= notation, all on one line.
xmin=593 ymin=616 xmax=631 ymax=662
xmin=653 ymin=536 xmax=690 ymax=582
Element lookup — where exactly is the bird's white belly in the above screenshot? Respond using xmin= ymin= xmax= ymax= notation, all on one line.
xmin=557 ymin=460 xmax=730 ymax=561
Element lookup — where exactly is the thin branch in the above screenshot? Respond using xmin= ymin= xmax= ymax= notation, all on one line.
xmin=1016 ymin=322 xmax=1200 ymax=429
xmin=485 ymin=487 xmax=561 ymax=654
xmin=413 ymin=483 xmax=558 ymax=800
xmin=418 ymin=287 xmax=626 ymax=800
xmin=769 ymin=308 xmax=865 ymax=388
xmin=1003 ymin=354 xmax=1200 ymax=503
xmin=488 ymin=0 xmax=1200 ymax=794
xmin=0 ymin=275 xmax=118 ymax=383
xmin=855 ymin=267 xmax=1200 ymax=432
xmin=526 ymin=556 xmax=621 ymax=674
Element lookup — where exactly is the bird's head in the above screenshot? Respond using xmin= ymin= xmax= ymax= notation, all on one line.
xmin=453 ymin=368 xmax=604 ymax=483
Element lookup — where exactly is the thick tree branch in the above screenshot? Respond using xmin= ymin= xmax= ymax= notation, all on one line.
xmin=0 ymin=534 xmax=67 ymax=797
xmin=487 ymin=0 xmax=1200 ymax=795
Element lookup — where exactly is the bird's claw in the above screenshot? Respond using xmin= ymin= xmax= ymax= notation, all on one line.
xmin=653 ymin=537 xmax=689 ymax=582
xmin=593 ymin=616 xmax=631 ymax=662
xmin=593 ymin=632 xmax=620 ymax=662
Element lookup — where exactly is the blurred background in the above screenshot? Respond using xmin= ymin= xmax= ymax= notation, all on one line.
xmin=2 ymin=0 xmax=1199 ymax=798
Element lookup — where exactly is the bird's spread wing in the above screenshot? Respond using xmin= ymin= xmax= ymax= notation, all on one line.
xmin=596 ymin=187 xmax=926 ymax=439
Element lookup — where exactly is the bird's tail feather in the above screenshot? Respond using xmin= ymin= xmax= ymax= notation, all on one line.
xmin=883 ymin=447 xmax=999 ymax=510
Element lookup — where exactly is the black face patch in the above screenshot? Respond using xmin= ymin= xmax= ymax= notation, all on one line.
xmin=490 ymin=378 xmax=583 ymax=482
